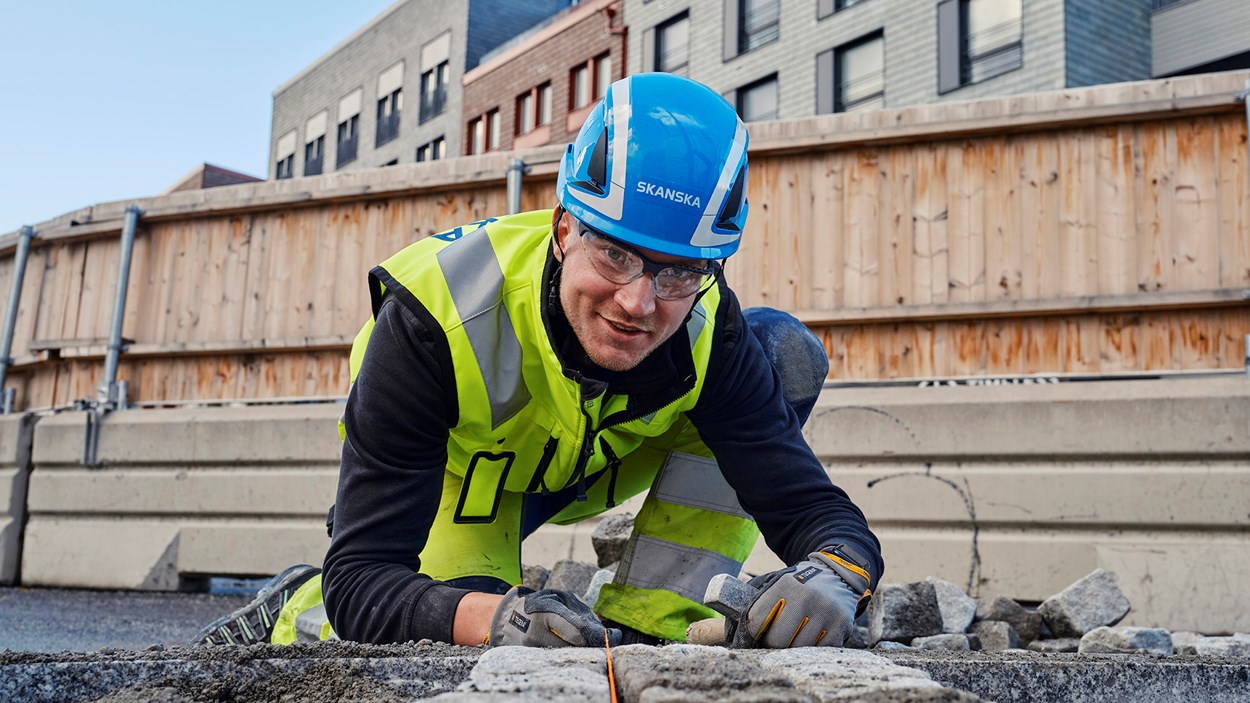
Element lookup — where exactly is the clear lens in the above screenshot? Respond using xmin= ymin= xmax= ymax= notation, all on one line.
xmin=579 ymin=228 xmax=711 ymax=300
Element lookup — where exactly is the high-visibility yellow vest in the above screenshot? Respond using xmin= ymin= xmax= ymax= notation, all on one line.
xmin=342 ymin=210 xmax=760 ymax=640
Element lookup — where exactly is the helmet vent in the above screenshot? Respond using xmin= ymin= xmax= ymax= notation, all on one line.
xmin=714 ymin=165 xmax=747 ymax=232
xmin=571 ymin=126 xmax=609 ymax=196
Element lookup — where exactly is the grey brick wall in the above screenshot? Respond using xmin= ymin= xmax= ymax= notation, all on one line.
xmin=1065 ymin=0 xmax=1151 ymax=88
xmin=269 ymin=1 xmax=470 ymax=179
xmin=623 ymin=0 xmax=1134 ymax=121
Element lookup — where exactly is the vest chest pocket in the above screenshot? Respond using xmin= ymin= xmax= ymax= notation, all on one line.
xmin=453 ymin=451 xmax=516 ymax=524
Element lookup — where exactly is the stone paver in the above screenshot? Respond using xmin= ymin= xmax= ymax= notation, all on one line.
xmin=868 ymin=581 xmax=943 ymax=645
xmin=590 ymin=514 xmax=634 ymax=568
xmin=969 ymin=621 xmax=1021 ymax=652
xmin=1079 ymin=627 xmax=1173 ymax=655
xmin=1039 ymin=569 xmax=1131 ymax=638
xmin=928 ymin=578 xmax=976 ymax=635
xmin=975 ymin=595 xmax=1042 ymax=644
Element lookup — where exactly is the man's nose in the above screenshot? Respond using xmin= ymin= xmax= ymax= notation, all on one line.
xmin=614 ymin=274 xmax=657 ymax=318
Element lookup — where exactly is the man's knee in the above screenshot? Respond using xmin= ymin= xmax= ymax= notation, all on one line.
xmin=743 ymin=307 xmax=829 ymax=423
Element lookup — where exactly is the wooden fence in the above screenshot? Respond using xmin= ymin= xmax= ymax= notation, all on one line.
xmin=2 ymin=72 xmax=1249 ymax=409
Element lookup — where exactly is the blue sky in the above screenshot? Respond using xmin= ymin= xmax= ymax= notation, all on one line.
xmin=0 ymin=1 xmax=396 ymax=234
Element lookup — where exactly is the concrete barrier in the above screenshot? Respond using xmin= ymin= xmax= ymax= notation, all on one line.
xmin=21 ymin=404 xmax=342 ymax=589
xmin=0 ymin=413 xmax=36 ymax=585
xmin=805 ymin=375 xmax=1250 ymax=633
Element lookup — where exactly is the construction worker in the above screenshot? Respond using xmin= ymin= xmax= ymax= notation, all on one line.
xmin=198 ymin=73 xmax=882 ymax=649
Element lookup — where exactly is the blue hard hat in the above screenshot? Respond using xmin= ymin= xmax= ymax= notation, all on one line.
xmin=556 ymin=73 xmax=749 ymax=260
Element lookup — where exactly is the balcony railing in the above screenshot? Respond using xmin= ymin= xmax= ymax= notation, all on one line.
xmin=376 ymin=112 xmax=400 ymax=147
xmin=1152 ymin=0 xmax=1200 ymax=12
xmin=420 ymin=86 xmax=447 ymax=124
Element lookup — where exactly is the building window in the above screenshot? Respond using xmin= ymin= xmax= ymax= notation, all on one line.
xmin=818 ymin=0 xmax=868 ymax=18
xmin=416 ymin=136 xmax=445 ymax=162
xmin=275 ymin=129 xmax=296 ymax=180
xmin=468 ymin=110 xmax=500 ymax=154
xmin=834 ymin=33 xmax=885 ymax=112
xmin=735 ymin=74 xmax=778 ymax=122
xmin=938 ymin=0 xmax=1022 ymax=93
xmin=571 ymin=64 xmax=590 ymax=109
xmin=469 ymin=117 xmax=484 ymax=155
xmin=336 ymin=114 xmax=359 ymax=167
xmin=539 ymin=82 xmax=553 ymax=125
xmin=655 ymin=12 xmax=690 ymax=75
xmin=517 ymin=82 xmax=552 ymax=135
xmin=488 ymin=109 xmax=500 ymax=151
xmin=376 ymin=87 xmax=402 ymax=147
xmin=594 ymin=53 xmax=612 ymax=99
xmin=420 ymin=60 xmax=449 ymax=124
xmin=738 ymin=0 xmax=780 ymax=54
xmin=275 ymin=154 xmax=294 ymax=180
xmin=303 ymin=136 xmax=325 ymax=176
xmin=517 ymin=91 xmax=534 ymax=135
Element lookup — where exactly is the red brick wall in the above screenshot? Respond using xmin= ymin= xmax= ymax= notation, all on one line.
xmin=462 ymin=0 xmax=626 ymax=156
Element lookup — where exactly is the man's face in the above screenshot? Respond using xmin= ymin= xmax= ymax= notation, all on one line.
xmin=553 ymin=211 xmax=699 ymax=373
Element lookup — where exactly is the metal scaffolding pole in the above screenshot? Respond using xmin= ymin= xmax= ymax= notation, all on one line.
xmin=98 ymin=205 xmax=142 ymax=408
xmin=506 ymin=158 xmax=529 ymax=215
xmin=0 ymin=225 xmax=37 ymax=414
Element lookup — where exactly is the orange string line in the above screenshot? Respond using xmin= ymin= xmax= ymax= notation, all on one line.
xmin=604 ymin=627 xmax=618 ymax=703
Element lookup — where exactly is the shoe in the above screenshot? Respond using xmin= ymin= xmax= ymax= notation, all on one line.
xmin=195 ymin=564 xmax=320 ymax=645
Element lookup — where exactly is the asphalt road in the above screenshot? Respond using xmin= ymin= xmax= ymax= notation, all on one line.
xmin=0 ymin=587 xmax=252 ymax=653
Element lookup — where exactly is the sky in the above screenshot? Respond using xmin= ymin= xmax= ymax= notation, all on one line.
xmin=0 ymin=1 xmax=397 ymax=234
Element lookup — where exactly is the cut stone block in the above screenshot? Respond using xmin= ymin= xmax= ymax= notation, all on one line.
xmin=611 ymin=644 xmax=803 ymax=702
xmin=590 ymin=513 xmax=634 ymax=568
xmin=1194 ymin=637 xmax=1250 ymax=658
xmin=975 ymin=595 xmax=1043 ymax=643
xmin=1171 ymin=631 xmax=1203 ymax=656
xmin=1039 ymin=569 xmax=1131 ymax=638
xmin=867 ymin=581 xmax=943 ymax=645
xmin=444 ymin=646 xmax=607 ymax=701
xmin=1026 ymin=638 xmax=1080 ymax=653
xmin=969 ymin=621 xmax=1021 ymax=652
xmin=912 ymin=634 xmax=972 ymax=651
xmin=521 ymin=564 xmax=548 ymax=591
xmin=583 ymin=568 xmax=615 ymax=608
xmin=546 ymin=560 xmax=598 ymax=596
xmin=927 ymin=577 xmax=976 ymax=634
xmin=1078 ymin=626 xmax=1173 ymax=655
xmin=875 ymin=641 xmax=913 ymax=651
xmin=754 ymin=648 xmax=984 ymax=702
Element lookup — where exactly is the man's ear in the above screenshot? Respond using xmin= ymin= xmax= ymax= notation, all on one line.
xmin=552 ymin=208 xmax=569 ymax=262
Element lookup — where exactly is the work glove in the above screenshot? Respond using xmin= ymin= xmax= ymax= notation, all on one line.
xmin=726 ymin=545 xmax=873 ymax=649
xmin=488 ymin=586 xmax=624 ymax=648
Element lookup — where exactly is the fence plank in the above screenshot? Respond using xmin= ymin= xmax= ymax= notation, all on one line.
xmin=1174 ymin=117 xmax=1221 ymax=291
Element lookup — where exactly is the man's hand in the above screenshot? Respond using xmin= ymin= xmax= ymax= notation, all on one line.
xmin=488 ymin=587 xmax=624 ymax=647
xmin=722 ymin=545 xmax=872 ymax=649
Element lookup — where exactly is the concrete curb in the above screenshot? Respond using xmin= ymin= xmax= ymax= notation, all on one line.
xmin=884 ymin=650 xmax=1250 ymax=703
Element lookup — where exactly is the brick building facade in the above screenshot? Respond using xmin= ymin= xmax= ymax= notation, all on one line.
xmin=461 ymin=0 xmax=626 ymax=156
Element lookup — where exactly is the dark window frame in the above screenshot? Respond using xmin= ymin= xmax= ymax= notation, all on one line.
xmin=734 ymin=73 xmax=779 ymax=123
xmin=655 ymin=11 xmax=690 ymax=75
xmin=275 ymin=153 xmax=294 ymax=180
xmin=939 ymin=0 xmax=1023 ymax=94
xmin=336 ymin=114 xmax=360 ymax=168
xmin=737 ymin=0 xmax=780 ymax=55
xmin=817 ymin=0 xmax=870 ymax=20
xmin=419 ymin=60 xmax=449 ymax=124
xmin=303 ymin=135 xmax=325 ymax=176
xmin=376 ymin=88 xmax=402 ymax=147
xmin=834 ymin=31 xmax=885 ymax=113
xmin=416 ymin=135 xmax=445 ymax=163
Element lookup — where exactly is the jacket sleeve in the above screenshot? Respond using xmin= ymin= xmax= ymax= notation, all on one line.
xmin=687 ymin=292 xmax=884 ymax=588
xmin=321 ymin=298 xmax=475 ymax=644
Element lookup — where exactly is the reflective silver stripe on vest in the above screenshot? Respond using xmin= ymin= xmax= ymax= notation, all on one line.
xmin=685 ymin=299 xmax=708 ymax=353
xmin=654 ymin=451 xmax=751 ymax=520
xmin=617 ymin=534 xmax=743 ymax=603
xmin=437 ymin=230 xmax=531 ymax=429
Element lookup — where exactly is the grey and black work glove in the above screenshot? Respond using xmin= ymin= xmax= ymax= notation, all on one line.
xmin=488 ymin=586 xmax=624 ymax=648
xmin=726 ymin=545 xmax=873 ymax=649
